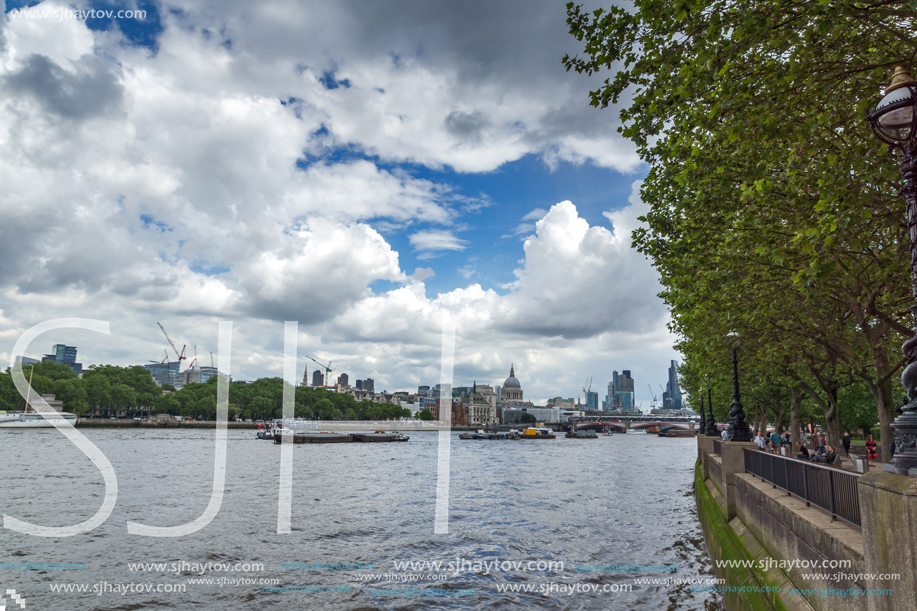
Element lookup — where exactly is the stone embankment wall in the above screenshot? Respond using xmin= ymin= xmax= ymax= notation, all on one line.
xmin=696 ymin=436 xmax=913 ymax=611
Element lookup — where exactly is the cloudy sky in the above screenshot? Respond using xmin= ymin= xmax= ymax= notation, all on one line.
xmin=0 ymin=0 xmax=681 ymax=406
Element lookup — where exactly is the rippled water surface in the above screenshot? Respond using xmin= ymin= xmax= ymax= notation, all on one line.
xmin=0 ymin=429 xmax=724 ymax=610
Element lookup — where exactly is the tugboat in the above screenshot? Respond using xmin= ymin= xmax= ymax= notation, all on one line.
xmin=520 ymin=427 xmax=556 ymax=439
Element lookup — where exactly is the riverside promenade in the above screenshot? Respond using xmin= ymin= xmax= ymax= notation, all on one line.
xmin=695 ymin=435 xmax=915 ymax=611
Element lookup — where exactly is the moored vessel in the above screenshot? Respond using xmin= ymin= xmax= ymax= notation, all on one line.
xmin=459 ymin=430 xmax=521 ymax=440
xmin=353 ymin=431 xmax=410 ymax=442
xmin=520 ymin=427 xmax=555 ymax=439
xmin=565 ymin=429 xmax=598 ymax=439
xmin=0 ymin=411 xmax=77 ymax=428
xmin=273 ymin=432 xmax=354 ymax=444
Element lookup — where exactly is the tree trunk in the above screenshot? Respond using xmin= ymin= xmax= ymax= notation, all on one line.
xmin=865 ymin=376 xmax=897 ymax=464
xmin=798 ymin=380 xmax=842 ymax=450
xmin=789 ymin=386 xmax=802 ymax=452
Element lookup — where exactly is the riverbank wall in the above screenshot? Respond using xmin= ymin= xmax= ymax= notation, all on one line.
xmin=696 ymin=437 xmax=914 ymax=611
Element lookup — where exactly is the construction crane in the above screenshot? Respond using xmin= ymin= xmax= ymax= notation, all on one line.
xmin=157 ymin=323 xmax=187 ymax=368
xmin=648 ymin=384 xmax=658 ymax=410
xmin=304 ymin=354 xmax=333 ymax=386
xmin=149 ymin=350 xmax=170 ymax=365
xmin=210 ymin=352 xmax=214 ymax=368
xmin=581 ymin=376 xmax=593 ymax=410
xmin=188 ymin=345 xmax=198 ymax=370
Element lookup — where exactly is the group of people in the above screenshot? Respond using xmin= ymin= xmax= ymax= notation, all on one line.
xmin=753 ymin=429 xmax=791 ymax=452
xmin=752 ymin=428 xmax=843 ymax=464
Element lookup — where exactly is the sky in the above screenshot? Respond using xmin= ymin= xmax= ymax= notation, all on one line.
xmin=0 ymin=0 xmax=683 ymax=407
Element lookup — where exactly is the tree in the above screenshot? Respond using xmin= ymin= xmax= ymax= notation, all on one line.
xmin=564 ymin=0 xmax=916 ymax=456
xmin=417 ymin=408 xmax=434 ymax=421
xmin=250 ymin=396 xmax=275 ymax=420
xmin=519 ymin=413 xmax=537 ymax=424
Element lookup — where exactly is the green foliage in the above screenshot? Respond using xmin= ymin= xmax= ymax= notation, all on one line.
xmin=417 ymin=408 xmax=434 ymax=421
xmin=564 ymin=0 xmax=916 ymax=453
xmin=0 ymin=363 xmax=410 ymax=422
xmin=519 ymin=412 xmax=537 ymax=423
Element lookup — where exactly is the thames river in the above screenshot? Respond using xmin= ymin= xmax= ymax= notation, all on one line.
xmin=0 ymin=429 xmax=723 ymax=610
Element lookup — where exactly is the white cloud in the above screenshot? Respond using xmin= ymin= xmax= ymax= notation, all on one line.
xmin=0 ymin=5 xmax=679 ymax=404
xmin=409 ymin=229 xmax=468 ymax=254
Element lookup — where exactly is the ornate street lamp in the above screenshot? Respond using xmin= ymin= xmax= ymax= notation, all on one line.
xmin=725 ymin=331 xmax=751 ymax=442
xmin=867 ymin=65 xmax=917 ymax=475
xmin=706 ymin=387 xmax=718 ymax=436
xmin=697 ymin=394 xmax=706 ymax=435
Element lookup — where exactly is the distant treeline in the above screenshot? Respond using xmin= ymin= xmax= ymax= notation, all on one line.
xmin=0 ymin=363 xmax=411 ymax=421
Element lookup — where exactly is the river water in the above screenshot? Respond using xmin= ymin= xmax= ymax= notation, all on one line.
xmin=0 ymin=429 xmax=723 ymax=610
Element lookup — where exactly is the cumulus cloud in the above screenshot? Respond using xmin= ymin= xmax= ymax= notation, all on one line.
xmin=0 ymin=2 xmax=679 ymax=403
xmin=236 ymin=219 xmax=404 ymax=323
xmin=320 ymin=187 xmax=675 ymax=401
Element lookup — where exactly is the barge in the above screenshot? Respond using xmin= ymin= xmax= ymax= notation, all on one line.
xmin=520 ymin=427 xmax=556 ymax=439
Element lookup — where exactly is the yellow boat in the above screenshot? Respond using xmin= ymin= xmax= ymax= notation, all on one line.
xmin=521 ymin=427 xmax=556 ymax=439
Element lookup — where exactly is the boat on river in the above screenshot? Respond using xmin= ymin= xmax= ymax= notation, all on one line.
xmin=0 ymin=411 xmax=77 ymax=428
xmin=565 ymin=429 xmax=598 ymax=439
xmin=459 ymin=430 xmax=521 ymax=440
xmin=659 ymin=430 xmax=696 ymax=438
xmin=520 ymin=427 xmax=556 ymax=439
xmin=353 ymin=431 xmax=410 ymax=442
xmin=273 ymin=432 xmax=354 ymax=444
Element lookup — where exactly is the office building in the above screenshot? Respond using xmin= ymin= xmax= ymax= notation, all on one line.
xmin=466 ymin=382 xmax=498 ymax=425
xmin=606 ymin=369 xmax=634 ymax=411
xmin=337 ymin=373 xmax=349 ymax=387
xmin=41 ymin=344 xmax=83 ymax=376
xmin=144 ymin=361 xmax=181 ymax=387
xmin=175 ymin=365 xmax=220 ymax=389
xmin=355 ymin=379 xmax=363 ymax=390
xmin=665 ymin=360 xmax=683 ymax=410
xmin=312 ymin=370 xmax=324 ymax=387
xmin=586 ymin=391 xmax=599 ymax=411
xmin=363 ymin=378 xmax=374 ymax=393
xmin=613 ymin=391 xmax=634 ymax=411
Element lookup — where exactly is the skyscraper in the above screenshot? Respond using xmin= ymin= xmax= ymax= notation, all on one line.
xmin=666 ymin=360 xmax=682 ymax=410
xmin=363 ymin=378 xmax=374 ymax=393
xmin=607 ymin=370 xmax=635 ymax=411
xmin=312 ymin=370 xmax=324 ymax=386
xmin=337 ymin=373 xmax=349 ymax=387
xmin=355 ymin=379 xmax=363 ymax=390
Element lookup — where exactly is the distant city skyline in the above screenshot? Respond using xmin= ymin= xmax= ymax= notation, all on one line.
xmin=13 ymin=341 xmax=684 ymax=408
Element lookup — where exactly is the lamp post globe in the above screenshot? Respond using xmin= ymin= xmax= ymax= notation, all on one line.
xmin=725 ymin=331 xmax=751 ymax=442
xmin=867 ymin=65 xmax=917 ymax=475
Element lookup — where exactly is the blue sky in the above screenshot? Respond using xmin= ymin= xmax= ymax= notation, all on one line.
xmin=0 ymin=0 xmax=681 ymax=406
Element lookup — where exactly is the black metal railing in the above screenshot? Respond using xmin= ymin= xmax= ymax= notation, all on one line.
xmin=743 ymin=448 xmax=862 ymax=528
xmin=713 ymin=439 xmax=722 ymax=456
